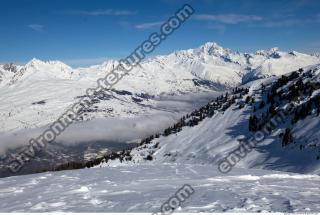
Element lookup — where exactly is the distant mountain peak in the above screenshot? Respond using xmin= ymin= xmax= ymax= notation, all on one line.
xmin=26 ymin=58 xmax=44 ymax=66
xmin=201 ymin=42 xmax=222 ymax=49
xmin=198 ymin=42 xmax=230 ymax=56
xmin=269 ymin=47 xmax=279 ymax=52
xmin=25 ymin=58 xmax=72 ymax=72
xmin=254 ymin=47 xmax=283 ymax=59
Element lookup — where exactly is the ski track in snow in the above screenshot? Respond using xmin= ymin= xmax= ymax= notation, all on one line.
xmin=0 ymin=164 xmax=319 ymax=212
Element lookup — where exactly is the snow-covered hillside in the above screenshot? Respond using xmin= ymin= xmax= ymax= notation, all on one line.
xmin=98 ymin=64 xmax=320 ymax=174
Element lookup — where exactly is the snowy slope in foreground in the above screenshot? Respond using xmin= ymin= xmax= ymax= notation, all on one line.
xmin=1 ymin=164 xmax=320 ymax=212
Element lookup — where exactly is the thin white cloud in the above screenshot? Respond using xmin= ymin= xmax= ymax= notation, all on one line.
xmin=257 ymin=14 xmax=320 ymax=28
xmin=135 ymin=21 xmax=163 ymax=29
xmin=262 ymin=19 xmax=305 ymax=27
xmin=71 ymin=9 xmax=136 ymax=16
xmin=28 ymin=24 xmax=44 ymax=32
xmin=194 ymin=14 xmax=263 ymax=24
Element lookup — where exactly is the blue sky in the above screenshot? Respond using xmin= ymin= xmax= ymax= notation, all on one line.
xmin=1 ymin=0 xmax=320 ymax=67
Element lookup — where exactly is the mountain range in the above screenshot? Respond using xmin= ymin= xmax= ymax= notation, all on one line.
xmin=0 ymin=42 xmax=319 ymax=133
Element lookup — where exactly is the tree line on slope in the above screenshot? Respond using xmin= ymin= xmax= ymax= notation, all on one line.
xmin=248 ymin=68 xmax=320 ymax=157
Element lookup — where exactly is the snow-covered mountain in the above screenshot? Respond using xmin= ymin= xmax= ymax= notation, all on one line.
xmin=0 ymin=64 xmax=15 ymax=87
xmin=0 ymin=42 xmax=319 ymax=133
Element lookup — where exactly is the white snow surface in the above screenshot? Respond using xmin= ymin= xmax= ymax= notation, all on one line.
xmin=1 ymin=164 xmax=320 ymax=212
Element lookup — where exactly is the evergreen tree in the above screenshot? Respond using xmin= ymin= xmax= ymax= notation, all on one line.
xmin=315 ymin=96 xmax=320 ymax=115
xmin=282 ymin=128 xmax=293 ymax=146
xmin=249 ymin=115 xmax=258 ymax=132
xmin=269 ymin=104 xmax=276 ymax=116
xmin=245 ymin=96 xmax=251 ymax=104
xmin=259 ymin=101 xmax=265 ymax=109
